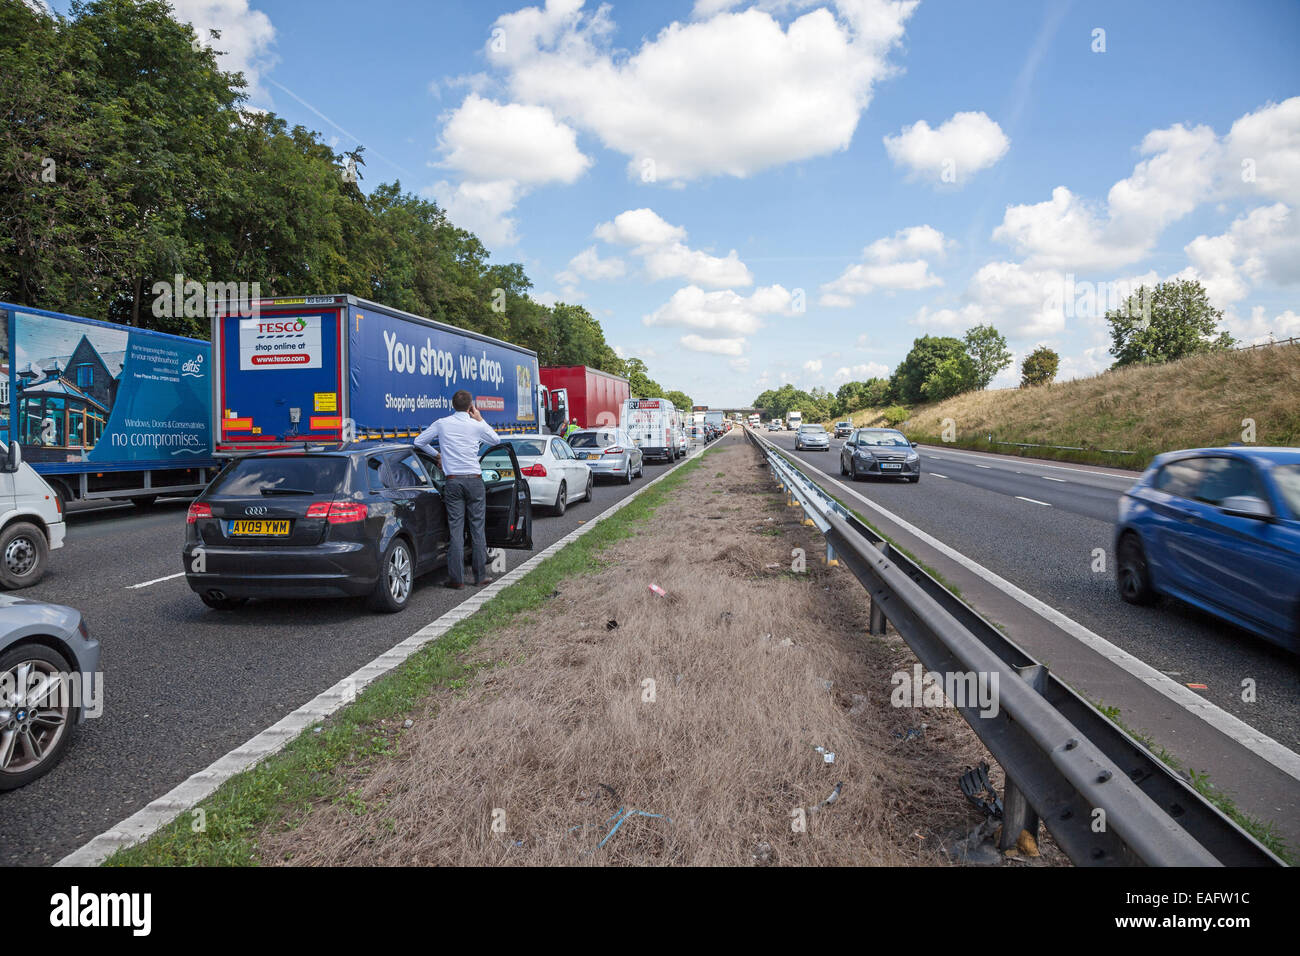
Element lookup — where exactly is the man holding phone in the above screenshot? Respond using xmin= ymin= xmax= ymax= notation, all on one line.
xmin=414 ymin=390 xmax=500 ymax=589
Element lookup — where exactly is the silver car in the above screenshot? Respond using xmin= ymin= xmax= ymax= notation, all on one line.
xmin=568 ymin=428 xmax=644 ymax=484
xmin=795 ymin=424 xmax=831 ymax=451
xmin=0 ymin=595 xmax=100 ymax=790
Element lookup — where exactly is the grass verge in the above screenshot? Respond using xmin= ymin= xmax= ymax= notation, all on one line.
xmin=104 ymin=455 xmax=706 ymax=866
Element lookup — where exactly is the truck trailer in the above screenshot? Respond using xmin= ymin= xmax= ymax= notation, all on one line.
xmin=0 ymin=302 xmax=219 ymax=509
xmin=213 ymin=295 xmax=545 ymax=452
xmin=539 ymin=365 xmax=630 ymax=432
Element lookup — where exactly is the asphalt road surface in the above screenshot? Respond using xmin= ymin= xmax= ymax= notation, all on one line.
xmin=767 ymin=431 xmax=1299 ymax=752
xmin=0 ymin=442 xmax=709 ymax=866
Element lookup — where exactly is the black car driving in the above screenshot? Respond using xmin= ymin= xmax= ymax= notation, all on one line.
xmin=183 ymin=441 xmax=532 ymax=613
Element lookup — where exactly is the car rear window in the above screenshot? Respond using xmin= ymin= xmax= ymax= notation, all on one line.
xmin=502 ymin=439 xmax=545 ymax=457
xmin=1193 ymin=457 xmax=1265 ymax=505
xmin=1153 ymin=458 xmax=1206 ymax=498
xmin=210 ymin=456 xmax=349 ymax=497
xmin=1272 ymin=464 xmax=1300 ymax=516
xmin=569 ymin=430 xmax=618 ymax=448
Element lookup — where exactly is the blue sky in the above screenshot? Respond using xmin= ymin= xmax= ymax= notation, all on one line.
xmin=47 ymin=0 xmax=1300 ymax=406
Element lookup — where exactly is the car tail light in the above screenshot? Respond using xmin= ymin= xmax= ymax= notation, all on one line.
xmin=187 ymin=502 xmax=212 ymax=524
xmin=602 ymin=446 xmax=624 ymax=455
xmin=521 ymin=463 xmax=547 ymax=477
xmin=307 ymin=501 xmax=368 ymax=523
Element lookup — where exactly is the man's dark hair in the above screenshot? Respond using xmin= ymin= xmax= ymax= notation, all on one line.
xmin=452 ymin=390 xmax=472 ymax=412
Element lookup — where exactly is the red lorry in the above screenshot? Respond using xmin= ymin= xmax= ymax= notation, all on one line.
xmin=539 ymin=365 xmax=631 ymax=432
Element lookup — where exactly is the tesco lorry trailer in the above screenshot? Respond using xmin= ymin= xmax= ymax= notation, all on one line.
xmin=213 ymin=295 xmax=553 ymax=451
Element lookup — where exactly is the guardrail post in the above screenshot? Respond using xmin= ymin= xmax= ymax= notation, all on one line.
xmin=868 ymin=540 xmax=888 ymax=635
xmin=999 ymin=663 xmax=1047 ymax=852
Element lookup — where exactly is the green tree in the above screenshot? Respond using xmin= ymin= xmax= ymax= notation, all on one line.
xmin=1107 ymin=279 xmax=1235 ymax=368
xmin=663 ymin=389 xmax=693 ymax=410
xmin=921 ymin=354 xmax=978 ymax=401
xmin=1020 ymin=346 xmax=1059 ymax=387
xmin=890 ymin=336 xmax=969 ymax=405
xmin=963 ymin=324 xmax=1012 ymax=389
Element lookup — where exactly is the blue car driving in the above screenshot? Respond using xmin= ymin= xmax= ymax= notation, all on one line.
xmin=1115 ymin=447 xmax=1300 ymax=653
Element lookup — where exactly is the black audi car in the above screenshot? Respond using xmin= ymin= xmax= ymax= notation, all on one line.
xmin=183 ymin=441 xmax=532 ymax=613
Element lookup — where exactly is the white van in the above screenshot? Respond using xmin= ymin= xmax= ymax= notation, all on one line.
xmin=0 ymin=441 xmax=66 ymax=589
xmin=620 ymin=398 xmax=679 ymax=463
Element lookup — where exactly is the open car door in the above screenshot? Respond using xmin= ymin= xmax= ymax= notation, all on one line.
xmin=479 ymin=443 xmax=532 ymax=550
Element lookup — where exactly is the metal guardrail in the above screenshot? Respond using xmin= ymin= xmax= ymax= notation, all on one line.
xmin=745 ymin=427 xmax=1284 ymax=867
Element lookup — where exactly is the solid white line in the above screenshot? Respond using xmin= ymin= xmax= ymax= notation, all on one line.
xmin=1042 ymin=476 xmax=1067 ymax=482
xmin=920 ymin=444 xmax=1138 ymax=482
xmin=976 ymin=464 xmax=992 ymax=469
xmin=57 ymin=444 xmax=706 ymax=867
xmin=768 ymin=439 xmax=1300 ymax=783
xmin=126 ymin=572 xmax=185 ymax=589
xmin=1016 ymin=496 xmax=1052 ymax=506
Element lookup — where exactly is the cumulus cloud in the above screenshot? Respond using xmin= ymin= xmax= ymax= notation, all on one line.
xmin=429 ymin=179 xmax=524 ymax=248
xmin=820 ymin=224 xmax=949 ymax=305
xmin=643 ymin=284 xmax=796 ymax=335
xmin=832 ymin=361 xmax=890 ymax=381
xmin=557 ymin=245 xmax=626 ymax=285
xmin=487 ymin=0 xmax=917 ymax=182
xmin=1183 ymin=203 xmax=1299 ymax=308
xmin=171 ymin=0 xmax=277 ymax=102
xmin=1223 ymin=306 xmax=1300 ymax=345
xmin=680 ymin=334 xmax=745 ymax=355
xmin=883 ymin=111 xmax=1009 ymax=185
xmin=803 ymin=359 xmax=823 ymax=373
xmin=595 ymin=208 xmax=752 ymax=287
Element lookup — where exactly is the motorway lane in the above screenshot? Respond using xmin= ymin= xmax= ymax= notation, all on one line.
xmin=768 ymin=432 xmax=1300 ymax=754
xmin=0 ymin=441 xmax=711 ymax=866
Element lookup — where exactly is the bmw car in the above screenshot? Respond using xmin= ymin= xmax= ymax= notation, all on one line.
xmin=183 ymin=442 xmax=533 ymax=613
xmin=568 ymin=428 xmax=644 ymax=484
xmin=1115 ymin=447 xmax=1300 ymax=652
xmin=840 ymin=428 xmax=921 ymax=482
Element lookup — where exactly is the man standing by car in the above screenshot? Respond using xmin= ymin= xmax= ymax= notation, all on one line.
xmin=415 ymin=390 xmax=499 ymax=589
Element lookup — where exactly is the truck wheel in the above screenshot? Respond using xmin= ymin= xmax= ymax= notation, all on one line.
xmin=369 ymin=538 xmax=413 ymax=613
xmin=0 ymin=643 xmax=75 ymax=791
xmin=0 ymin=523 xmax=49 ymax=590
xmin=553 ymin=482 xmax=567 ymax=516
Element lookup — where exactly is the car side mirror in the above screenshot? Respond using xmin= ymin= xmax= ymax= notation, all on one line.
xmin=910 ymin=441 xmax=918 ymax=447
xmin=1220 ymin=495 xmax=1272 ymax=520
xmin=3 ymin=442 xmax=20 ymax=473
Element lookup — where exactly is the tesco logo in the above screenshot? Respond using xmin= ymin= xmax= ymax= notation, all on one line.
xmin=258 ymin=319 xmax=308 ymax=334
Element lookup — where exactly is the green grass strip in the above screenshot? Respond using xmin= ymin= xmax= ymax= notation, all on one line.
xmin=105 ymin=455 xmax=705 ymax=867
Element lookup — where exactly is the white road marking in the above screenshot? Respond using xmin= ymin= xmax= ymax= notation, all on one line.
xmin=1042 ymin=476 xmax=1067 ymax=482
xmin=1016 ymin=496 xmax=1052 ymax=506
xmin=776 ymin=441 xmax=1300 ymax=783
xmin=127 ymin=572 xmax=185 ymax=589
xmin=976 ymin=464 xmax=992 ymax=469
xmin=919 ymin=444 xmax=1138 ymax=482
xmin=930 ymin=473 xmax=949 ymax=479
xmin=59 ymin=448 xmax=700 ymax=867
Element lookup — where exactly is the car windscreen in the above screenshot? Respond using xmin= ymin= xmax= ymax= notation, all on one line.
xmin=799 ymin=426 xmax=826 ymax=433
xmin=501 ymin=439 xmax=546 ymax=457
xmin=857 ymin=431 xmax=909 ymax=447
xmin=209 ymin=456 xmax=349 ymax=497
xmin=1270 ymin=464 xmax=1300 ymax=516
xmin=568 ymin=431 xmax=617 ymax=448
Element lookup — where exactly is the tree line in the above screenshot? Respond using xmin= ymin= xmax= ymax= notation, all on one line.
xmin=755 ymin=278 xmax=1234 ymax=420
xmin=0 ymin=0 xmax=690 ymax=406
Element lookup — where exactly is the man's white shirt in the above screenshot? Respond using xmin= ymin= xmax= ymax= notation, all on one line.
xmin=414 ymin=412 xmax=500 ymax=475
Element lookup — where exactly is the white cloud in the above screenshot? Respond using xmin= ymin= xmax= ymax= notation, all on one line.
xmin=595 ymin=208 xmax=752 ymax=287
xmin=643 ymin=284 xmax=796 ymax=335
xmin=428 ymin=179 xmax=523 ymax=248
xmin=803 ymin=359 xmax=823 ymax=373
xmin=820 ymin=224 xmax=949 ymax=304
xmin=170 ymin=0 xmax=277 ymax=101
xmin=1224 ymin=306 xmax=1300 ymax=345
xmin=558 ymin=245 xmax=626 ymax=284
xmin=1219 ymin=98 xmax=1300 ymax=206
xmin=437 ymin=94 xmax=591 ymax=185
xmin=1183 ymin=203 xmax=1299 ymax=308
xmin=883 ymin=111 xmax=1009 ymax=185
xmin=681 ymin=334 xmax=745 ymax=355
xmin=729 ymin=357 xmax=751 ymax=372
xmin=831 ymin=361 xmax=889 ymax=381
xmin=488 ymin=0 xmax=917 ymax=182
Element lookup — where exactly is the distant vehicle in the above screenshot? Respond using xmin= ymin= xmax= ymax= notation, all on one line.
xmin=794 ymin=423 xmax=830 ymax=451
xmin=687 ymin=424 xmax=706 ymax=442
xmin=568 ymin=428 xmax=644 ymax=484
xmin=183 ymin=441 xmax=533 ymax=613
xmin=621 ymin=398 xmax=678 ymax=463
xmin=0 ymin=440 xmax=66 ymax=589
xmin=1115 ymin=447 xmax=1300 ymax=653
xmin=748 ymin=414 xmax=761 ymax=426
xmin=767 ymin=420 xmax=782 ymax=431
xmin=834 ymin=421 xmax=853 ymax=438
xmin=499 ymin=435 xmax=594 ymax=516
xmin=0 ymin=595 xmax=99 ymax=790
xmin=787 ymin=410 xmax=803 ymax=430
xmin=840 ymin=428 xmax=920 ymax=482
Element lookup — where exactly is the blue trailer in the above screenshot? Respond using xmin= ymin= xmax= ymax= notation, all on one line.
xmin=213 ymin=295 xmax=546 ymax=453
xmin=0 ymin=302 xmax=219 ymax=508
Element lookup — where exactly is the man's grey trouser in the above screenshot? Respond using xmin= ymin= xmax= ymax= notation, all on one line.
xmin=444 ymin=474 xmax=487 ymax=585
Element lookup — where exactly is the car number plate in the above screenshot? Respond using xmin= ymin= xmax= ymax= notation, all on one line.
xmin=881 ymin=463 xmax=902 ymax=470
xmin=229 ymin=519 xmax=290 ymax=536
xmin=584 ymin=453 xmax=601 ymax=460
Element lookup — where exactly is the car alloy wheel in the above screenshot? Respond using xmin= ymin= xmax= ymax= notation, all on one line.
xmin=1117 ymin=534 xmax=1154 ymax=605
xmin=0 ymin=648 xmax=72 ymax=788
xmin=387 ymin=543 xmax=412 ymax=604
xmin=554 ymin=482 xmax=567 ymax=516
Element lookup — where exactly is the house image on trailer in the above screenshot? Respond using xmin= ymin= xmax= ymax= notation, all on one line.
xmin=15 ymin=333 xmax=124 ymax=461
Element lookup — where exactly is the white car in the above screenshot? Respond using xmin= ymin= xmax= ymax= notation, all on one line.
xmin=0 ymin=441 xmax=66 ymax=589
xmin=498 ymin=434 xmax=593 ymax=516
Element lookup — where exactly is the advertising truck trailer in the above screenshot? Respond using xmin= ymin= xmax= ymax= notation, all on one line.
xmin=538 ymin=365 xmax=630 ymax=432
xmin=213 ymin=295 xmax=545 ymax=452
xmin=0 ymin=302 xmax=218 ymax=509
